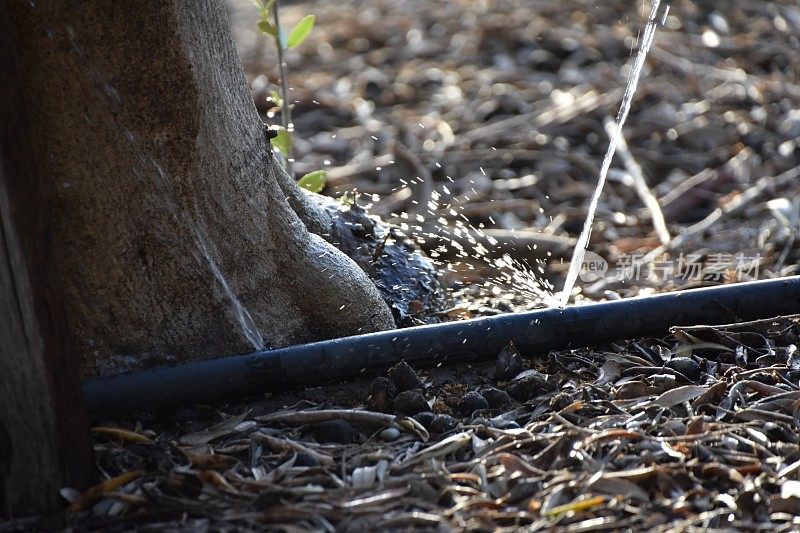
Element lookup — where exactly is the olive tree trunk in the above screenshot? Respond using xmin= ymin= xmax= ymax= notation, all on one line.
xmin=3 ymin=0 xmax=395 ymax=378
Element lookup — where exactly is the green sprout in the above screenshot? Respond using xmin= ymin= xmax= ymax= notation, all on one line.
xmin=253 ymin=0 xmax=326 ymax=193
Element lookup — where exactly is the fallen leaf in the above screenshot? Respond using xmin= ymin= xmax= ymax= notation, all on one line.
xmin=91 ymin=427 xmax=152 ymax=444
xmin=652 ymin=385 xmax=709 ymax=407
xmin=68 ymin=471 xmax=144 ymax=512
xmin=544 ymin=495 xmax=607 ymax=517
xmin=186 ymin=452 xmax=238 ymax=470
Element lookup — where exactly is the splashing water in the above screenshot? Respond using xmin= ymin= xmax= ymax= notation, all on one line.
xmin=356 ymin=3 xmax=671 ymax=312
xmin=194 ymin=232 xmax=266 ymax=350
xmin=558 ymin=0 xmax=665 ymax=307
xmin=373 ymin=183 xmax=557 ymax=311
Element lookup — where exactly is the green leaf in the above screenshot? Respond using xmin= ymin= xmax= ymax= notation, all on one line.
xmin=287 ymin=15 xmax=315 ymax=48
xmin=297 ymin=170 xmax=327 ymax=193
xmin=270 ymin=128 xmax=291 ymax=157
xmin=250 ymin=0 xmax=271 ymax=20
xmin=257 ymin=19 xmax=276 ymax=37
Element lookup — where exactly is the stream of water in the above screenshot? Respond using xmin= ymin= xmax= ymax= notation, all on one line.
xmin=558 ymin=0 xmax=666 ymax=306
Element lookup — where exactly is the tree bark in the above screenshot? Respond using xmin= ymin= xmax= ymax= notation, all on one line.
xmin=4 ymin=0 xmax=395 ymax=376
xmin=0 ymin=3 xmax=94 ymax=515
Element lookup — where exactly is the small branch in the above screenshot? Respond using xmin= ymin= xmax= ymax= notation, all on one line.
xmin=249 ymin=431 xmax=335 ymax=465
xmin=257 ymin=408 xmax=398 ymax=427
xmin=603 ymin=117 xmax=670 ymax=245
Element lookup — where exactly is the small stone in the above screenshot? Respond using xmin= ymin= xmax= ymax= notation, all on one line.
xmin=504 ymin=369 xmax=557 ymax=401
xmin=429 ymin=414 xmax=458 ymax=434
xmin=408 ymin=479 xmax=439 ymax=502
xmin=414 ymin=411 xmax=435 ymax=429
xmin=488 ymin=416 xmax=520 ymax=430
xmin=394 ymin=390 xmax=429 ymax=415
xmin=294 ymin=452 xmax=319 ymax=467
xmin=481 ymin=387 xmax=512 ymax=408
xmin=494 ymin=341 xmax=524 ymax=382
xmin=665 ymin=357 xmax=702 ymax=382
xmin=388 ymin=361 xmax=425 ymax=392
xmin=458 ymin=391 xmax=490 ymax=414
xmin=508 ymin=480 xmax=543 ymax=504
xmin=304 ymin=419 xmax=356 ymax=444
xmin=379 ymin=427 xmax=401 ymax=441
xmin=369 ymin=377 xmax=397 ymax=411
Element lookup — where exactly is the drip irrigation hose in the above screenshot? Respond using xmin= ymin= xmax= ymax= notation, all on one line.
xmin=85 ymin=276 xmax=800 ymax=416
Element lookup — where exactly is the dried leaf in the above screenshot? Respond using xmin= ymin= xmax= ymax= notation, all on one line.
xmin=398 ymin=431 xmax=472 ymax=468
xmin=652 ymin=385 xmax=709 ymax=407
xmin=68 ymin=471 xmax=144 ymax=512
xmin=199 ymin=469 xmax=239 ymax=493
xmin=91 ymin=426 xmax=152 ymax=444
xmin=181 ymin=412 xmax=254 ymax=446
xmin=187 ymin=452 xmax=238 ymax=470
xmin=589 ymin=477 xmax=649 ymax=503
xmin=543 ymin=495 xmax=607 ymax=517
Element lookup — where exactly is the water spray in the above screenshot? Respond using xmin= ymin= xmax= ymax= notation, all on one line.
xmin=559 ymin=0 xmax=665 ymax=306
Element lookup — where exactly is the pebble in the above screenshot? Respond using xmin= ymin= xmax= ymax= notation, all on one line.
xmin=304 ymin=419 xmax=356 ymax=444
xmin=379 ymin=427 xmax=401 ymax=441
xmin=414 ymin=411 xmax=435 ymax=429
xmin=389 ymin=361 xmax=425 ymax=391
xmin=294 ymin=452 xmax=319 ymax=467
xmin=481 ymin=387 xmax=512 ymax=408
xmin=665 ymin=357 xmax=702 ymax=382
xmin=504 ymin=369 xmax=557 ymax=401
xmin=408 ymin=479 xmax=439 ymax=501
xmin=508 ymin=480 xmax=543 ymax=504
xmin=393 ymin=390 xmax=429 ymax=415
xmin=369 ymin=376 xmax=397 ymax=411
xmin=429 ymin=414 xmax=458 ymax=434
xmin=457 ymin=391 xmax=490 ymax=414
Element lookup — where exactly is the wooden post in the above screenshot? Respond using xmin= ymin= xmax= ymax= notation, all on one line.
xmin=0 ymin=3 xmax=93 ymax=518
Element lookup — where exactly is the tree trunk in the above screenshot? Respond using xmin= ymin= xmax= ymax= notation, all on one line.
xmin=4 ymin=0 xmax=396 ymax=377
xmin=1 ymin=4 xmax=94 ymax=515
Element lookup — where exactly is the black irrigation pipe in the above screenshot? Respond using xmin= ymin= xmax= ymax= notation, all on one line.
xmin=85 ymin=276 xmax=800 ymax=416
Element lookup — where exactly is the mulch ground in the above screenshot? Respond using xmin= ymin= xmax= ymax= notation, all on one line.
xmin=52 ymin=317 xmax=800 ymax=531
xmin=7 ymin=0 xmax=800 ymax=530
